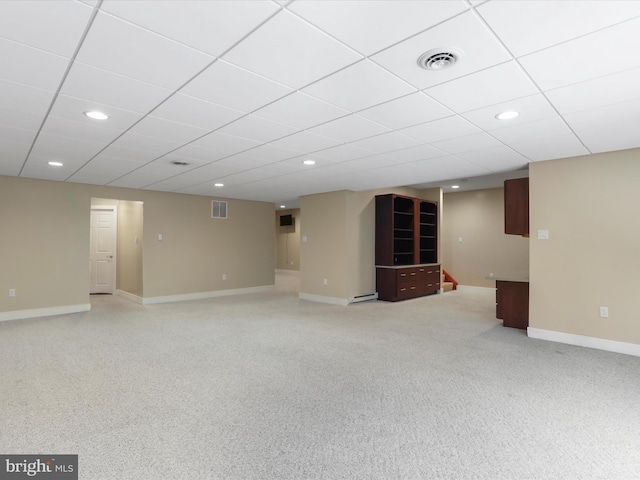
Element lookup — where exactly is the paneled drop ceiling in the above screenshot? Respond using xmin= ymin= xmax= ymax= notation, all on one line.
xmin=1 ymin=0 xmax=640 ymax=207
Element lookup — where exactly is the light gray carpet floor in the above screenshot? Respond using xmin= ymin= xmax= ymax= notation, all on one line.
xmin=1 ymin=272 xmax=639 ymax=480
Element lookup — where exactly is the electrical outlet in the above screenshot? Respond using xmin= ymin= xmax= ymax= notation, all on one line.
xmin=599 ymin=306 xmax=609 ymax=318
xmin=222 ymin=274 xmax=227 ymax=281
xmin=323 ymin=278 xmax=328 ymax=286
xmin=9 ymin=289 xmax=16 ymax=297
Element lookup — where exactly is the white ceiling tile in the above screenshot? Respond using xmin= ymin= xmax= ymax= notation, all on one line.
xmin=181 ymin=60 xmax=293 ymax=113
xmin=546 ymin=67 xmax=640 ymax=115
xmin=307 ymin=114 xmax=390 ymax=142
xmin=0 ymin=0 xmax=92 ymax=57
xmin=40 ymin=116 xmax=123 ymax=144
xmin=371 ymin=11 xmax=511 ymax=89
xmin=144 ymin=162 xmax=244 ymax=192
xmin=461 ymin=94 xmax=559 ymax=131
xmin=20 ymin=156 xmax=88 ymax=181
xmin=110 ymin=132 xmax=184 ymax=157
xmin=0 ymin=78 xmax=55 ymax=114
xmin=150 ymin=93 xmax=244 ymax=131
xmin=339 ymin=154 xmax=401 ymax=170
xmin=308 ymin=144 xmax=376 ymax=163
xmin=167 ymin=144 xmax=224 ymax=163
xmin=519 ymin=17 xmax=640 ymax=91
xmin=108 ymin=158 xmax=200 ymax=188
xmin=0 ymin=37 xmax=69 ymax=91
xmin=128 ymin=116 xmax=209 ymax=144
xmin=222 ymin=10 xmax=362 ymax=89
xmin=254 ymin=92 xmax=349 ymax=130
xmin=564 ymin=98 xmax=640 ymax=154
xmin=0 ymin=140 xmax=30 ymax=176
xmin=67 ymin=156 xmax=145 ymax=185
xmin=49 ymin=94 xmax=143 ymax=130
xmin=188 ymin=131 xmax=262 ymax=159
xmin=505 ymin=132 xmax=589 ymax=162
xmin=0 ymin=106 xmax=43 ymax=132
xmin=382 ymin=144 xmax=445 ymax=163
xmin=357 ymin=92 xmax=453 ymax=130
xmin=431 ymin=132 xmax=503 ymax=154
xmin=401 ymin=115 xmax=480 ymax=143
xmin=289 ymin=0 xmax=468 ymax=56
xmin=61 ymin=62 xmax=173 ymax=114
xmin=98 ymin=144 xmax=167 ymax=164
xmin=351 ymin=131 xmax=421 ymax=154
xmin=238 ymin=144 xmax=300 ymax=163
xmin=101 ymin=0 xmax=279 ymax=57
xmin=409 ymin=156 xmax=491 ymax=181
xmin=0 ymin=124 xmax=35 ymax=145
xmin=216 ymin=115 xmax=297 ymax=143
xmin=457 ymin=145 xmax=530 ymax=172
xmin=367 ymin=162 xmax=438 ymax=185
xmin=269 ymin=131 xmax=342 ymax=154
xmin=76 ymin=12 xmax=214 ymax=90
xmin=478 ymin=0 xmax=640 ymax=57
xmin=302 ymin=59 xmax=416 ymax=112
xmin=491 ymin=116 xmax=574 ymax=145
xmin=425 ymin=61 xmax=538 ymax=112
xmin=28 ymin=132 xmax=108 ymax=163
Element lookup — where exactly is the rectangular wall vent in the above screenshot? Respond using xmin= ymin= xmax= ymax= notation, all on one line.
xmin=211 ymin=200 xmax=228 ymax=219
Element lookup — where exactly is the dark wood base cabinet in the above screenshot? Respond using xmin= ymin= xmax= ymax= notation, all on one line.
xmin=496 ymin=280 xmax=529 ymax=329
xmin=376 ymin=264 xmax=440 ymax=302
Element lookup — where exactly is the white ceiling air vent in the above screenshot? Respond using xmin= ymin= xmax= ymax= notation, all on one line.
xmin=211 ymin=200 xmax=227 ymax=219
xmin=417 ymin=48 xmax=463 ymax=71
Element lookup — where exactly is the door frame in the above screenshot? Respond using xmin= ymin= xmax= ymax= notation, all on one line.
xmin=90 ymin=205 xmax=118 ymax=295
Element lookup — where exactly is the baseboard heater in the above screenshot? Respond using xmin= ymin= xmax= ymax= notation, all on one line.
xmin=350 ymin=293 xmax=378 ymax=303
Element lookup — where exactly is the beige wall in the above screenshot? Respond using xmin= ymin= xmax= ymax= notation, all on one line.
xmin=300 ymin=186 xmax=441 ymax=301
xmin=529 ymin=148 xmax=640 ymax=345
xmin=442 ymin=188 xmax=529 ymax=287
xmin=116 ymin=200 xmax=144 ymax=296
xmin=0 ymin=175 xmax=275 ymax=314
xmin=275 ymin=209 xmax=300 ymax=271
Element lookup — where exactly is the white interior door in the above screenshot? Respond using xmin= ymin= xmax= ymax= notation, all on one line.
xmin=90 ymin=208 xmax=116 ymax=294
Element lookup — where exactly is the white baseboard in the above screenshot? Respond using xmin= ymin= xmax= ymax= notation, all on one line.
xmin=143 ymin=285 xmax=275 ymax=305
xmin=0 ymin=303 xmax=91 ymax=322
xmin=116 ymin=289 xmax=143 ymax=304
xmin=275 ymin=269 xmax=300 ymax=275
xmin=527 ymin=327 xmax=640 ymax=357
xmin=298 ymin=293 xmax=349 ymax=306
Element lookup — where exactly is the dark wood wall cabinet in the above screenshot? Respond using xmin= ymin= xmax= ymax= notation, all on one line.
xmin=504 ymin=177 xmax=529 ymax=236
xmin=375 ymin=194 xmax=439 ymax=302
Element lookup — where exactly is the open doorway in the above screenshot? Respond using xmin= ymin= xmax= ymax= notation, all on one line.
xmin=90 ymin=198 xmax=144 ymax=301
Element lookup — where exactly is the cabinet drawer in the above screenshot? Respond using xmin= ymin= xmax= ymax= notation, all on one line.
xmin=396 ymin=283 xmax=421 ymax=299
xmin=396 ymin=267 xmax=423 ymax=284
xmin=424 ymin=266 xmax=440 ymax=293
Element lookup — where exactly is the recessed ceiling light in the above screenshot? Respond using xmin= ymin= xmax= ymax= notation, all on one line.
xmin=214 ymin=183 xmax=224 ymax=187
xmin=495 ymin=110 xmax=520 ymax=120
xmin=84 ymin=110 xmax=109 ymax=120
xmin=302 ymin=159 xmax=316 ymax=165
xmin=280 ymin=205 xmax=286 ymax=209
xmin=451 ymin=185 xmax=460 ymax=189
xmin=48 ymin=161 xmax=63 ymax=167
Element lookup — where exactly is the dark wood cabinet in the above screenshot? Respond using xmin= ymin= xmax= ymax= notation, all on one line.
xmin=375 ymin=194 xmax=439 ymax=302
xmin=504 ymin=178 xmax=529 ymax=236
xmin=496 ymin=280 xmax=529 ymax=329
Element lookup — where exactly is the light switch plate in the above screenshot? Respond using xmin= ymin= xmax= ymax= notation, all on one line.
xmin=537 ymin=229 xmax=549 ymax=240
